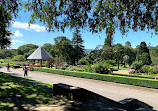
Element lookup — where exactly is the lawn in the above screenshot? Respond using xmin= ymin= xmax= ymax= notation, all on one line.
xmin=0 ymin=72 xmax=70 ymax=110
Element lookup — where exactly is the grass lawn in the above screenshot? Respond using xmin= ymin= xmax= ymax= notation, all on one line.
xmin=0 ymin=72 xmax=71 ymax=110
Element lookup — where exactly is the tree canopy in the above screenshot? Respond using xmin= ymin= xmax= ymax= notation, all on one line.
xmin=24 ymin=0 xmax=158 ymax=36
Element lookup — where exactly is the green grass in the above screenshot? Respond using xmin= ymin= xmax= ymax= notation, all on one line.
xmin=0 ymin=72 xmax=69 ymax=110
xmin=33 ymin=67 xmax=158 ymax=89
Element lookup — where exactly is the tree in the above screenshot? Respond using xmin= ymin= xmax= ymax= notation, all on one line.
xmin=124 ymin=46 xmax=136 ymax=66
xmin=0 ymin=0 xmax=21 ymax=48
xmin=42 ymin=43 xmax=53 ymax=52
xmin=0 ymin=49 xmax=16 ymax=59
xmin=150 ymin=46 xmax=158 ymax=65
xmin=12 ymin=55 xmax=25 ymax=62
xmin=53 ymin=36 xmax=74 ymax=64
xmin=49 ymin=48 xmax=57 ymax=57
xmin=72 ymin=28 xmax=84 ymax=64
xmin=137 ymin=42 xmax=152 ymax=65
xmin=24 ymin=0 xmax=158 ymax=37
xmin=17 ymin=44 xmax=38 ymax=55
xmin=113 ymin=43 xmax=124 ymax=69
xmin=125 ymin=41 xmax=131 ymax=47
xmin=104 ymin=35 xmax=113 ymax=47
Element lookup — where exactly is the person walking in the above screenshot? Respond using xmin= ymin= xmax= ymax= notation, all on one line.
xmin=24 ymin=66 xmax=28 ymax=77
xmin=7 ymin=63 xmax=10 ymax=72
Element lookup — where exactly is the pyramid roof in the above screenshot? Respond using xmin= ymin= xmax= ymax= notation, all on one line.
xmin=27 ymin=46 xmax=53 ymax=59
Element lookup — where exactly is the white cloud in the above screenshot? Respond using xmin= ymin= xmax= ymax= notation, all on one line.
xmin=12 ymin=30 xmax=23 ymax=37
xmin=12 ymin=21 xmax=46 ymax=32
xmin=12 ymin=40 xmax=24 ymax=45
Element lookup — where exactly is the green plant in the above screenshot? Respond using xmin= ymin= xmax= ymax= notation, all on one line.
xmin=12 ymin=55 xmax=25 ymax=62
xmin=92 ymin=62 xmax=110 ymax=74
xmin=33 ymin=67 xmax=158 ymax=89
xmin=104 ymin=60 xmax=116 ymax=66
xmin=141 ymin=65 xmax=153 ymax=75
xmin=131 ymin=61 xmax=143 ymax=72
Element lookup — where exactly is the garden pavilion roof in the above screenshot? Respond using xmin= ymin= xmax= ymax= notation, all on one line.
xmin=27 ymin=46 xmax=53 ymax=60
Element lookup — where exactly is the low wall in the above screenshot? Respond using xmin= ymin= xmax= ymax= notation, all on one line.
xmin=53 ymin=83 xmax=153 ymax=111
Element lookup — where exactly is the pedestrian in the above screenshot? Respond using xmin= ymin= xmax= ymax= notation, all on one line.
xmin=24 ymin=66 xmax=28 ymax=77
xmin=128 ymin=68 xmax=133 ymax=75
xmin=7 ymin=63 xmax=10 ymax=72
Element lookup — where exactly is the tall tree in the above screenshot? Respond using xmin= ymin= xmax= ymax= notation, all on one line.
xmin=53 ymin=36 xmax=74 ymax=64
xmin=137 ymin=42 xmax=152 ymax=65
xmin=0 ymin=0 xmax=21 ymax=48
xmin=113 ymin=43 xmax=124 ymax=69
xmin=42 ymin=43 xmax=53 ymax=52
xmin=17 ymin=44 xmax=38 ymax=55
xmin=72 ymin=28 xmax=84 ymax=64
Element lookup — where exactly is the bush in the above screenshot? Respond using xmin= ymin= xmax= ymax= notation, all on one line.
xmin=83 ymin=65 xmax=92 ymax=72
xmin=66 ymin=66 xmax=84 ymax=72
xmin=33 ymin=67 xmax=158 ymax=89
xmin=141 ymin=65 xmax=153 ymax=75
xmin=153 ymin=66 xmax=158 ymax=74
xmin=104 ymin=60 xmax=116 ymax=66
xmin=12 ymin=55 xmax=25 ymax=62
xmin=92 ymin=62 xmax=110 ymax=74
xmin=131 ymin=61 xmax=143 ymax=72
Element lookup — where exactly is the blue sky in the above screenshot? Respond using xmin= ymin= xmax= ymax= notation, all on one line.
xmin=9 ymin=9 xmax=158 ymax=49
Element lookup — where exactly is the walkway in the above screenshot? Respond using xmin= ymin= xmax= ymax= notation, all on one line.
xmin=1 ymin=67 xmax=158 ymax=110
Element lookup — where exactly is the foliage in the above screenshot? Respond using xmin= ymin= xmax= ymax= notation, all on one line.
xmin=53 ymin=36 xmax=74 ymax=64
xmin=49 ymin=48 xmax=57 ymax=57
xmin=101 ymin=46 xmax=113 ymax=60
xmin=141 ymin=65 xmax=153 ymax=75
xmin=0 ymin=49 xmax=16 ymax=59
xmin=124 ymin=46 xmax=136 ymax=66
xmin=53 ymin=57 xmax=65 ymax=69
xmin=138 ymin=53 xmax=152 ymax=65
xmin=24 ymin=0 xmax=158 ymax=37
xmin=42 ymin=43 xmax=53 ymax=52
xmin=104 ymin=36 xmax=113 ymax=47
xmin=92 ymin=62 xmax=111 ymax=74
xmin=113 ymin=43 xmax=124 ymax=69
xmin=66 ymin=66 xmax=84 ymax=72
xmin=150 ymin=46 xmax=158 ymax=65
xmin=131 ymin=61 xmax=143 ymax=72
xmin=72 ymin=28 xmax=84 ymax=64
xmin=24 ymin=49 xmax=36 ymax=60
xmin=12 ymin=55 xmax=25 ymax=62
xmin=153 ymin=66 xmax=158 ymax=74
xmin=17 ymin=44 xmax=38 ymax=55
xmin=136 ymin=42 xmax=152 ymax=65
xmin=104 ymin=60 xmax=116 ymax=66
xmin=0 ymin=0 xmax=21 ymax=48
xmin=34 ymin=67 xmax=158 ymax=89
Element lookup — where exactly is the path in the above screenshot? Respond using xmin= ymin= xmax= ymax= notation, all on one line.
xmin=1 ymin=67 xmax=158 ymax=110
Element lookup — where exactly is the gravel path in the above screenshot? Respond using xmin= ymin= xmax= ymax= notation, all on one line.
xmin=1 ymin=67 xmax=158 ymax=110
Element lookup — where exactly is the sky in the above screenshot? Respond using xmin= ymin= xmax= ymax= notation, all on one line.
xmin=9 ymin=8 xmax=158 ymax=49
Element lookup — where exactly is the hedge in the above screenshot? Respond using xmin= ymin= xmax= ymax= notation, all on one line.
xmin=33 ymin=67 xmax=158 ymax=89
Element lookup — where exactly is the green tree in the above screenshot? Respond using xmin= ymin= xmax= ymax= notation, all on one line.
xmin=12 ymin=55 xmax=25 ymax=62
xmin=124 ymin=46 xmax=136 ymax=66
xmin=72 ymin=28 xmax=84 ymax=64
xmin=150 ymin=46 xmax=158 ymax=65
xmin=137 ymin=42 xmax=152 ymax=65
xmin=42 ymin=43 xmax=53 ymax=52
xmin=53 ymin=36 xmax=73 ymax=64
xmin=0 ymin=0 xmax=21 ymax=48
xmin=17 ymin=44 xmax=38 ymax=55
xmin=0 ymin=49 xmax=16 ymax=59
xmin=49 ymin=48 xmax=57 ymax=57
xmin=113 ymin=43 xmax=124 ymax=69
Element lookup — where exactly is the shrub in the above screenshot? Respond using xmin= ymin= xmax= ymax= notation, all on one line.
xmin=153 ymin=66 xmax=158 ymax=74
xmin=66 ymin=66 xmax=84 ymax=72
xmin=12 ymin=55 xmax=25 ymax=62
xmin=83 ymin=65 xmax=92 ymax=72
xmin=91 ymin=62 xmax=111 ymax=74
xmin=141 ymin=65 xmax=153 ymax=75
xmin=33 ymin=67 xmax=158 ymax=89
xmin=104 ymin=60 xmax=116 ymax=66
xmin=131 ymin=61 xmax=143 ymax=72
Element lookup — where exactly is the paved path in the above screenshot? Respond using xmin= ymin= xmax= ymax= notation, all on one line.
xmin=1 ymin=67 xmax=158 ymax=110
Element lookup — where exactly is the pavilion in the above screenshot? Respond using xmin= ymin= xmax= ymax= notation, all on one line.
xmin=27 ymin=46 xmax=53 ymax=68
